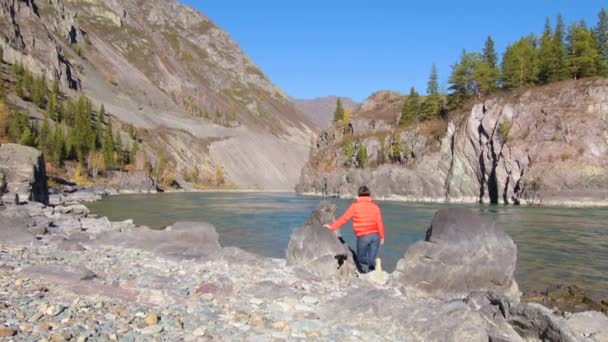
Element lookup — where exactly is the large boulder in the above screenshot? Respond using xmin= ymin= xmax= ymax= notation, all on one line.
xmin=0 ymin=144 xmax=49 ymax=205
xmin=107 ymin=171 xmax=156 ymax=192
xmin=390 ymin=208 xmax=519 ymax=301
xmin=286 ymin=202 xmax=357 ymax=278
xmin=97 ymin=221 xmax=221 ymax=260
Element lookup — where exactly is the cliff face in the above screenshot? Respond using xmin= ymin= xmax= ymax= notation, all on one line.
xmin=297 ymin=78 xmax=608 ymax=205
xmin=1 ymin=0 xmax=315 ymax=190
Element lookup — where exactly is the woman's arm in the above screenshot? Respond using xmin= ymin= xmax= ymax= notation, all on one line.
xmin=376 ymin=207 xmax=385 ymax=244
xmin=325 ymin=204 xmax=354 ymax=231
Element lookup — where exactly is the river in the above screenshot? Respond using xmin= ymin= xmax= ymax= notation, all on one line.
xmin=87 ymin=192 xmax=608 ymax=297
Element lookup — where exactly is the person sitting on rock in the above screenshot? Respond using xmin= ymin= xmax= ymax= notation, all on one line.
xmin=324 ymin=185 xmax=385 ymax=273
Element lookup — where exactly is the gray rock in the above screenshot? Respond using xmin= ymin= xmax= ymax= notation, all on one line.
xmin=565 ymin=311 xmax=608 ymax=341
xmin=106 ymin=171 xmax=156 ymax=192
xmin=390 ymin=208 xmax=519 ymax=301
xmin=80 ymin=217 xmax=113 ymax=234
xmin=0 ymin=144 xmax=49 ymax=205
xmin=286 ymin=202 xmax=357 ymax=279
xmin=54 ymin=204 xmax=90 ymax=216
xmin=508 ymin=303 xmax=580 ymax=341
xmin=98 ymin=221 xmax=221 ymax=260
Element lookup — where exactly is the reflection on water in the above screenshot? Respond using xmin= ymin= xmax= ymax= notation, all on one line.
xmin=87 ymin=192 xmax=608 ymax=296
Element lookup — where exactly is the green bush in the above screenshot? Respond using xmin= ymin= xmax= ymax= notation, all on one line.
xmin=497 ymin=119 xmax=512 ymax=142
xmin=356 ymin=144 xmax=368 ymax=168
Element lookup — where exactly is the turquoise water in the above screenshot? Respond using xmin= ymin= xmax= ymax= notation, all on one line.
xmin=87 ymin=192 xmax=608 ymax=296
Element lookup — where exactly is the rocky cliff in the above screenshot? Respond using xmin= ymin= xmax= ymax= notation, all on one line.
xmin=1 ymin=0 xmax=315 ymax=190
xmin=297 ymin=78 xmax=608 ymax=205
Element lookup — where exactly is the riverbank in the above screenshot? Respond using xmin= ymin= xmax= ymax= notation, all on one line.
xmin=299 ymin=191 xmax=608 ymax=208
xmin=1 ymin=190 xmax=608 ymax=341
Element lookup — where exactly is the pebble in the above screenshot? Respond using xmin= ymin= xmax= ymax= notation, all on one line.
xmin=301 ymin=296 xmax=319 ymax=305
xmin=192 ymin=327 xmax=206 ymax=336
xmin=139 ymin=325 xmax=163 ymax=335
xmin=250 ymin=298 xmax=264 ymax=305
xmin=143 ymin=313 xmax=159 ymax=325
xmin=0 ymin=327 xmax=16 ymax=337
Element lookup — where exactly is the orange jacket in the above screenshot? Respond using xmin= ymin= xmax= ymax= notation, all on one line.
xmin=329 ymin=197 xmax=385 ymax=239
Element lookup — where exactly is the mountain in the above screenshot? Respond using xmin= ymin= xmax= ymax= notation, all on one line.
xmin=293 ymin=96 xmax=358 ymax=128
xmin=0 ymin=0 xmax=315 ymax=190
xmin=297 ymin=78 xmax=608 ymax=205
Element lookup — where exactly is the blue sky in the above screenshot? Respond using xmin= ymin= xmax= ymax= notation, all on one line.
xmin=182 ymin=0 xmax=606 ymax=102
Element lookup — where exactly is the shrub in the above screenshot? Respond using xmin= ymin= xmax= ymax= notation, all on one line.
xmin=356 ymin=143 xmax=368 ymax=168
xmin=497 ymin=119 xmax=512 ymax=142
xmin=341 ymin=138 xmax=355 ymax=164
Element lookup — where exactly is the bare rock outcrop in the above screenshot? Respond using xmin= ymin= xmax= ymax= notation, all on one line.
xmin=286 ymin=202 xmax=357 ymax=278
xmin=298 ymin=78 xmax=608 ymax=205
xmin=0 ymin=144 xmax=49 ymax=205
xmin=390 ymin=208 xmax=519 ymax=301
xmin=107 ymin=171 xmax=156 ymax=193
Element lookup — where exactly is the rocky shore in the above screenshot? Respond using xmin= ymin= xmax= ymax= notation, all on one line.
xmin=1 ymin=194 xmax=607 ymax=341
xmin=1 ymin=144 xmax=608 ymax=341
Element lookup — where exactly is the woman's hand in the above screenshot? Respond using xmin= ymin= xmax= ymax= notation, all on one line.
xmin=323 ymin=224 xmax=331 ymax=229
xmin=380 ymin=239 xmax=384 ymax=246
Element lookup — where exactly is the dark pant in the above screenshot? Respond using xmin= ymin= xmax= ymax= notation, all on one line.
xmin=356 ymin=233 xmax=380 ymax=273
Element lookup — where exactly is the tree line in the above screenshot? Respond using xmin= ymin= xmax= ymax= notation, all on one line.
xmin=0 ymin=61 xmax=144 ymax=178
xmin=399 ymin=8 xmax=608 ymax=126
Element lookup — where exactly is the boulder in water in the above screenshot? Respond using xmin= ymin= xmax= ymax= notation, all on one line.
xmin=390 ymin=207 xmax=519 ymax=301
xmin=286 ymin=202 xmax=357 ymax=278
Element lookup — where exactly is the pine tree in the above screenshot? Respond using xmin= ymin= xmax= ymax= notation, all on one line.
xmin=475 ymin=36 xmax=501 ymax=94
xmin=552 ymin=14 xmax=570 ymax=81
xmin=51 ymin=79 xmax=60 ymax=98
xmin=0 ymin=100 xmax=9 ymax=143
xmin=427 ymin=64 xmax=439 ymax=95
xmin=52 ymin=124 xmax=65 ymax=166
xmin=19 ymin=125 xmax=35 ymax=146
xmin=399 ymin=87 xmax=416 ymax=126
xmin=538 ymin=17 xmax=556 ymax=83
xmin=356 ymin=144 xmax=368 ymax=168
xmin=102 ymin=119 xmax=114 ymax=168
xmin=98 ymin=104 xmax=106 ymax=125
xmin=22 ymin=70 xmax=33 ymax=99
xmin=15 ymin=72 xmax=24 ymax=99
xmin=31 ymin=75 xmax=47 ymax=108
xmin=501 ymin=35 xmax=539 ymax=88
xmin=448 ymin=50 xmax=479 ymax=108
xmin=47 ymin=93 xmax=58 ymax=121
xmin=37 ymin=112 xmax=51 ymax=155
xmin=72 ymin=96 xmax=95 ymax=162
xmin=333 ymin=98 xmax=345 ymax=123
xmin=595 ymin=8 xmax=608 ymax=72
xmin=567 ymin=22 xmax=604 ymax=79
xmin=483 ymin=36 xmax=499 ymax=69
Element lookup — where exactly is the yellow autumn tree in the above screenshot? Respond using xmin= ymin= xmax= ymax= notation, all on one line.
xmin=343 ymin=107 xmax=352 ymax=123
xmin=214 ymin=165 xmax=225 ymax=187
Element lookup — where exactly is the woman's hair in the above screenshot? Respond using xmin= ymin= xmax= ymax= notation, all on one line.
xmin=358 ymin=185 xmax=371 ymax=197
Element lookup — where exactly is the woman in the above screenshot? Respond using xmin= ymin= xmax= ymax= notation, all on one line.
xmin=324 ymin=186 xmax=385 ymax=273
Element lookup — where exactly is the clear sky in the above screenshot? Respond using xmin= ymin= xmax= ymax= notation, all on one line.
xmin=181 ymin=0 xmax=606 ymax=102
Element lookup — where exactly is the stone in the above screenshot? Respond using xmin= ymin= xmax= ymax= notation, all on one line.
xmin=565 ymin=311 xmax=608 ymax=341
xmin=143 ymin=313 xmax=159 ymax=325
xmin=54 ymin=205 xmax=90 ymax=217
xmin=99 ymin=221 xmax=221 ymax=260
xmin=0 ymin=327 xmax=16 ymax=337
xmin=286 ymin=202 xmax=357 ymax=278
xmin=507 ymin=302 xmax=580 ymax=341
xmin=139 ymin=325 xmax=163 ymax=335
xmin=107 ymin=171 xmax=156 ymax=192
xmin=0 ymin=144 xmax=49 ymax=205
xmin=390 ymin=208 xmax=519 ymax=301
xmin=192 ymin=327 xmax=206 ymax=336
xmin=301 ymin=296 xmax=319 ymax=305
